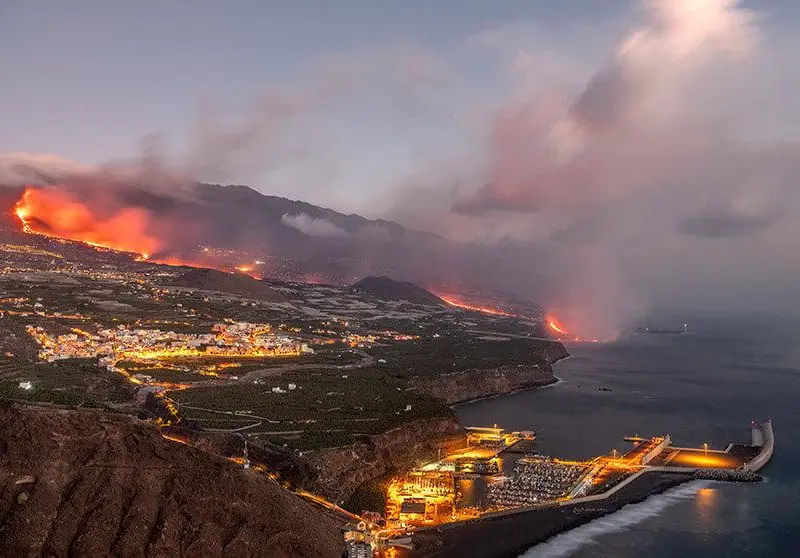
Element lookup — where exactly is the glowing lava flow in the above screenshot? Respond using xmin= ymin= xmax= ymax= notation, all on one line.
xmin=547 ymin=316 xmax=599 ymax=343
xmin=14 ymin=187 xmax=264 ymax=279
xmin=547 ymin=317 xmax=568 ymax=335
xmin=14 ymin=186 xmax=161 ymax=257
xmin=435 ymin=293 xmax=517 ymax=317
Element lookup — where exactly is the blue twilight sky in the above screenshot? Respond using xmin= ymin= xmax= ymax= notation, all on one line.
xmin=1 ymin=0 xmax=798 ymax=214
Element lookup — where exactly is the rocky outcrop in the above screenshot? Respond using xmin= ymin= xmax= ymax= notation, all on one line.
xmin=414 ymin=342 xmax=569 ymax=405
xmin=306 ymin=417 xmax=464 ymax=503
xmin=0 ymin=406 xmax=343 ymax=557
xmin=415 ymin=362 xmax=557 ymax=406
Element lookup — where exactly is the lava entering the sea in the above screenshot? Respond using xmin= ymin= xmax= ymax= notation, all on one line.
xmin=547 ymin=317 xmax=568 ymax=335
xmin=546 ymin=315 xmax=599 ymax=343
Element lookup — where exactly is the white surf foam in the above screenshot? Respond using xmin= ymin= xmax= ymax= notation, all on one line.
xmin=521 ymin=480 xmax=709 ymax=558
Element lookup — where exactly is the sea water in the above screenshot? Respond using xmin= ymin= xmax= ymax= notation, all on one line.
xmin=456 ymin=318 xmax=800 ymax=557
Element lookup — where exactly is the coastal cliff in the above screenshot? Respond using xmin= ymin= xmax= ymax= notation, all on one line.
xmin=414 ymin=342 xmax=568 ymax=405
xmin=307 ymin=342 xmax=569 ymax=503
xmin=306 ymin=417 xmax=464 ymax=503
xmin=415 ymin=359 xmax=564 ymax=406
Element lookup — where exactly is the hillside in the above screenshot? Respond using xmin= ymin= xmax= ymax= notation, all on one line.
xmin=0 ymin=177 xmax=547 ymax=307
xmin=168 ymin=268 xmax=287 ymax=302
xmin=350 ymin=276 xmax=446 ymax=307
xmin=0 ymin=406 xmax=343 ymax=557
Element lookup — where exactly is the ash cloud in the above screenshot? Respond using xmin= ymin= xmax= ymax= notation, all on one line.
xmin=680 ymin=207 xmax=781 ymax=238
xmin=183 ymin=45 xmax=451 ymax=200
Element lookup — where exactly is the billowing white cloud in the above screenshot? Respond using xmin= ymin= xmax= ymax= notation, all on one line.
xmin=281 ymin=213 xmax=349 ymax=237
xmin=388 ymin=0 xmax=800 ymax=338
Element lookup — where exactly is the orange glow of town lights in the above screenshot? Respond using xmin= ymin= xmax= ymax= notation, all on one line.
xmin=161 ymin=433 xmax=189 ymax=445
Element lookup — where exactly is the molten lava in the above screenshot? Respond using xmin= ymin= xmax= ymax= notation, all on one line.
xmin=435 ymin=293 xmax=517 ymax=317
xmin=547 ymin=317 xmax=568 ymax=335
xmin=12 ymin=187 xmax=267 ymax=279
xmin=14 ymin=187 xmax=161 ymax=257
xmin=546 ymin=315 xmax=599 ymax=343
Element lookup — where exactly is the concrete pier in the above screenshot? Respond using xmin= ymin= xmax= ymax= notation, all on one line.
xmin=745 ymin=419 xmax=774 ymax=472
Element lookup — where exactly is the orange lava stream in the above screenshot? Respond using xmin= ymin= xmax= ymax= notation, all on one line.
xmin=14 ymin=187 xmax=262 ymax=279
xmin=547 ymin=317 xmax=568 ymax=335
xmin=547 ymin=316 xmax=599 ymax=343
xmin=434 ymin=293 xmax=517 ymax=317
xmin=15 ymin=186 xmax=161 ymax=257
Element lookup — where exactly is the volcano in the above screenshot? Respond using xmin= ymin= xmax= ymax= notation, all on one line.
xmin=1 ymin=179 xmax=554 ymax=324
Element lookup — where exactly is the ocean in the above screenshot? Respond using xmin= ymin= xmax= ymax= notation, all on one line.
xmin=456 ymin=319 xmax=800 ymax=557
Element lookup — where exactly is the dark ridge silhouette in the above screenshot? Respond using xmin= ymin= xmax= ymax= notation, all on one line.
xmin=168 ymin=268 xmax=287 ymax=302
xmin=350 ymin=275 xmax=446 ymax=307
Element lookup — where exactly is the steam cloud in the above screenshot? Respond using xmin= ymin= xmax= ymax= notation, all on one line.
xmin=4 ymin=0 xmax=800 ymax=339
xmin=281 ymin=213 xmax=349 ymax=237
xmin=389 ymin=0 xmax=800 ymax=338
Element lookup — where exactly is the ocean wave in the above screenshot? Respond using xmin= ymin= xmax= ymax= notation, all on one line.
xmin=520 ymin=480 xmax=709 ymax=558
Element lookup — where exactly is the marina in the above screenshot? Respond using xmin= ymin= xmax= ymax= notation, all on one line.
xmin=343 ymin=420 xmax=774 ymax=557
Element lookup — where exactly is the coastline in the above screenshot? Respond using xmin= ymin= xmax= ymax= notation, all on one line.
xmin=449 ymin=352 xmax=571 ymax=408
xmin=301 ymin=347 xmax=570 ymax=504
xmin=450 ymin=376 xmax=562 ymax=409
xmin=398 ymin=350 xmax=773 ymax=558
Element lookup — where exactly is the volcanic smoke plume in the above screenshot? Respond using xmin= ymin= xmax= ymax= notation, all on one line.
xmin=389 ymin=0 xmax=800 ymax=339
xmin=5 ymin=0 xmax=800 ymax=339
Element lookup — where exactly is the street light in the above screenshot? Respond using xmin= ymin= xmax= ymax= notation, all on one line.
xmin=703 ymin=442 xmax=708 ymax=453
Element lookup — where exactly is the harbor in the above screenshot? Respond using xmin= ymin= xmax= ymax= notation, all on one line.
xmin=343 ymin=420 xmax=774 ymax=557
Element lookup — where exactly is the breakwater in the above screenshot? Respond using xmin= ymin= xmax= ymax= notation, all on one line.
xmin=405 ymin=421 xmax=774 ymax=558
xmin=411 ymin=471 xmax=690 ymax=558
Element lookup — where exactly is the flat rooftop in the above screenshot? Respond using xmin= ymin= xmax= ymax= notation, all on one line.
xmin=466 ymin=427 xmax=504 ymax=435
